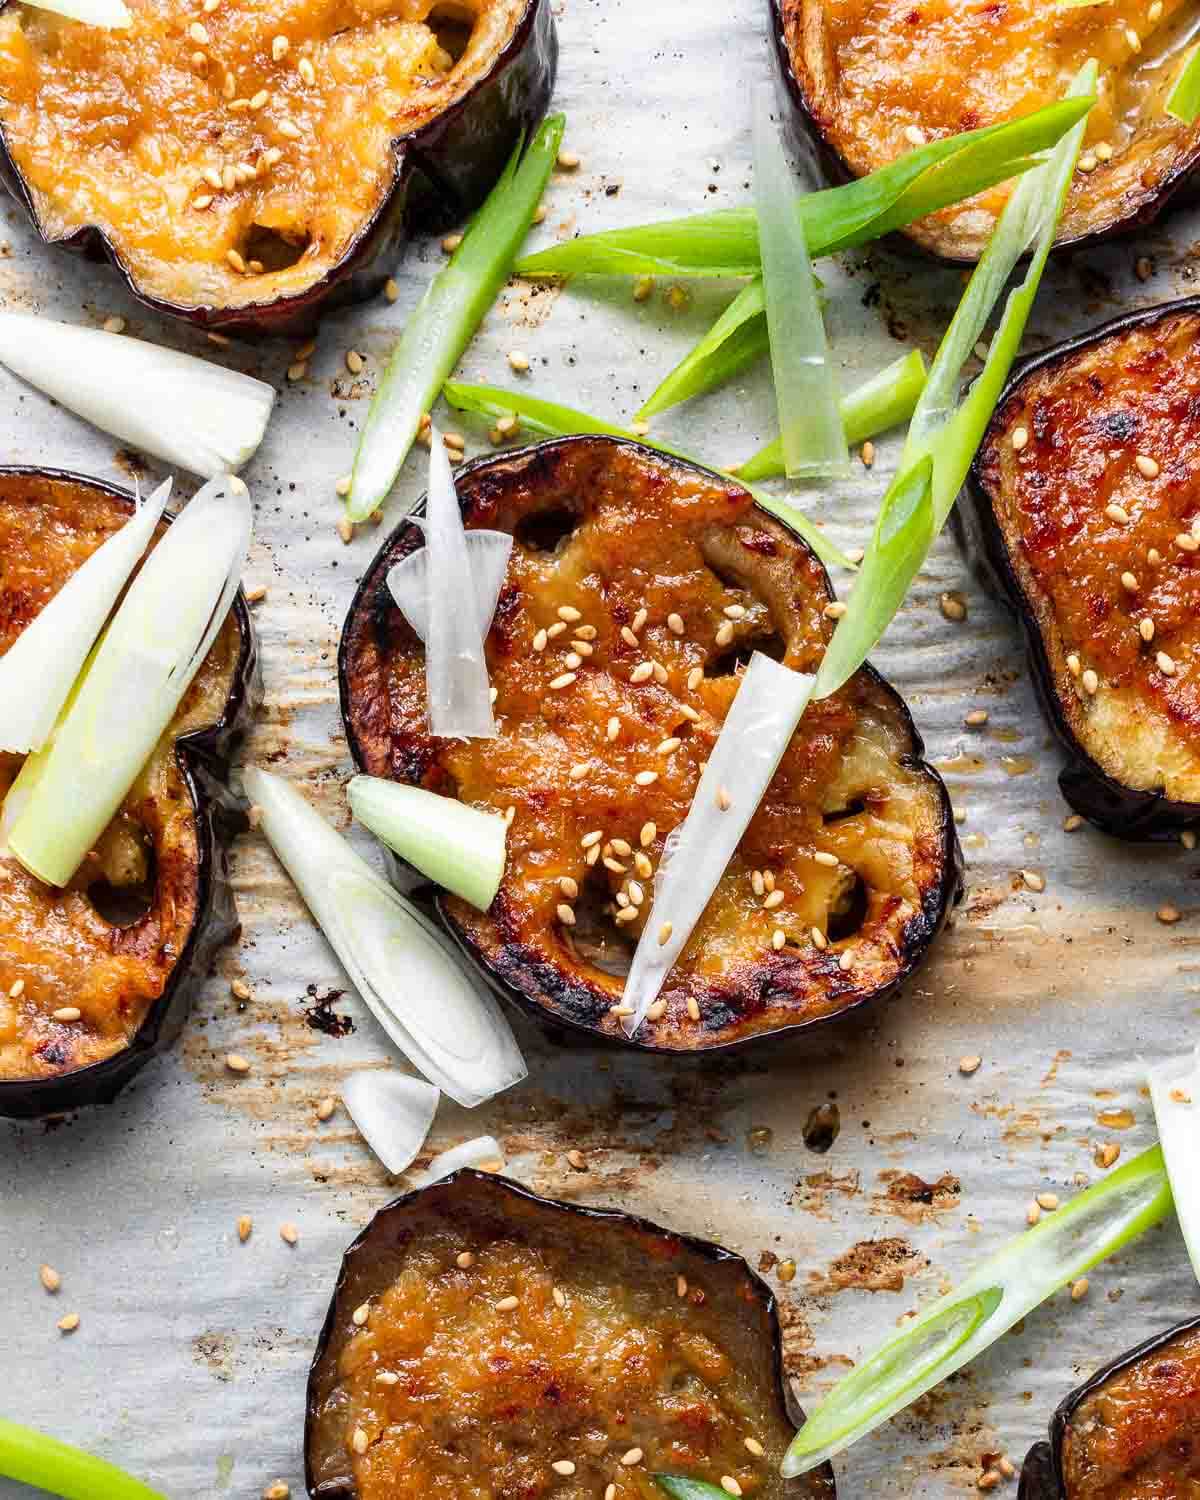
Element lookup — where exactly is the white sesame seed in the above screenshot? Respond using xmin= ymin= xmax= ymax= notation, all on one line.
xmin=1157 ymin=651 xmax=1177 ymax=676
xmin=687 ymin=666 xmax=704 ymax=691
xmin=351 ymin=1428 xmax=369 ymax=1455
xmin=1136 ymin=454 xmax=1160 ymax=479
xmin=352 ymin=1301 xmax=371 ymax=1327
xmin=52 ymin=1007 xmax=82 ymax=1022
xmin=1021 ymin=869 xmax=1046 ymax=893
xmin=549 ymin=672 xmax=576 ymax=690
xmin=225 ymin=1053 xmax=251 ymax=1074
xmin=1120 ymin=571 xmax=1139 ymax=593
xmin=715 ymin=621 xmax=735 ymax=648
xmin=631 ymin=661 xmax=654 ymax=683
xmin=57 ymin=1314 xmax=80 ymax=1334
xmin=635 ymin=770 xmax=658 ymax=787
xmin=657 ymin=737 xmax=681 ymax=755
xmin=1140 ymin=617 xmax=1155 ymax=642
xmin=271 ymin=33 xmax=289 ymax=59
xmin=582 ymin=830 xmax=603 ymax=848
xmin=508 ymin=350 xmax=531 ymax=373
xmin=721 ymin=1480 xmax=743 ymax=1497
xmin=1082 ymin=669 xmax=1099 ymax=696
xmin=376 ymin=1371 xmax=399 ymax=1386
xmin=686 ymin=997 xmax=701 ymax=1021
xmin=1011 ymin=426 xmax=1029 ymax=452
xmin=1067 ymin=653 xmax=1082 ymax=677
xmin=557 ymin=903 xmax=576 ymax=926
xmin=667 ymin=612 xmax=685 ymax=634
xmin=716 ymin=786 xmax=732 ymax=810
xmin=39 ymin=1265 xmax=61 ymax=1293
xmin=496 ymin=1295 xmax=520 ymax=1312
xmin=621 ymin=1448 xmax=644 ymax=1467
xmin=811 ymin=927 xmax=828 ymax=950
xmin=763 ymin=890 xmax=785 ymax=910
xmin=1105 ymin=503 xmax=1129 ymax=524
xmin=812 ymin=850 xmax=839 ymax=867
xmin=744 ymin=1438 xmax=765 ymax=1458
xmin=823 ymin=601 xmax=847 ymax=620
xmin=280 ymin=1222 xmax=299 ymax=1245
xmin=551 ymin=1461 xmax=576 ymax=1476
xmin=904 ymin=123 xmax=927 ymax=146
xmin=771 ymin=929 xmax=786 ymax=951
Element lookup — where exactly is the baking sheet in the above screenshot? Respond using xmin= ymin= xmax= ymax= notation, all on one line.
xmin=2 ymin=0 xmax=1199 ymax=1494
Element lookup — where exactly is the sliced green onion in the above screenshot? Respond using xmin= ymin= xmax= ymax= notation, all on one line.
xmin=347 ymin=113 xmax=564 ymax=522
xmin=7 ymin=476 xmax=251 ymax=888
xmin=0 ymin=1420 xmax=163 ymax=1500
xmin=1148 ymin=1049 xmax=1200 ymax=1284
xmin=440 ymin=381 xmax=856 ymax=573
xmin=347 ymin=775 xmax=506 ymax=912
xmin=515 ymin=98 xmax=1091 ymax=280
xmin=622 ymin=654 xmax=816 ymax=1035
xmin=637 ymin=281 xmax=767 ymax=421
xmin=388 ymin=528 xmax=514 ymax=644
xmin=245 ymin=767 xmax=525 ymax=1109
xmin=737 ymin=350 xmax=928 ymax=483
xmin=0 ymin=314 xmax=274 ymax=477
xmin=342 ymin=1071 xmax=439 ymax=1175
xmin=652 ymin=1477 xmax=732 ymax=1500
xmin=411 ymin=1134 xmax=505 ymax=1186
xmin=782 ymin=1144 xmax=1171 ymax=1477
xmin=0 ymin=478 xmax=170 ymax=755
xmin=1168 ymin=43 xmax=1200 ymax=123
xmin=814 ymin=62 xmax=1097 ymax=701
xmin=754 ymin=98 xmax=847 ymax=478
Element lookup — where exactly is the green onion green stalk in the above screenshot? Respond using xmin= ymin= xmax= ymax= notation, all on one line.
xmin=0 ymin=1420 xmax=166 ymax=1500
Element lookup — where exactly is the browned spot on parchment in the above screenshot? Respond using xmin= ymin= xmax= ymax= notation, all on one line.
xmin=791 ymin=1169 xmax=862 ymax=1217
xmin=873 ymin=1171 xmax=961 ymax=1223
xmin=192 ymin=1330 xmax=236 ymax=1382
xmin=808 ymin=1236 xmax=924 ymax=1295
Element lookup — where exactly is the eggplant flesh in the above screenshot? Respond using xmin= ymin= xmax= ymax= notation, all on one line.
xmin=305 ymin=1168 xmax=836 ymax=1500
xmin=0 ymin=0 xmax=556 ymax=334
xmin=1019 ymin=1316 xmax=1200 ymax=1499
xmin=339 ymin=435 xmax=959 ymax=1054
xmin=772 ymin=0 xmax=1200 ymax=261
xmin=0 ymin=468 xmax=259 ymax=1119
xmin=964 ymin=298 xmax=1200 ymax=840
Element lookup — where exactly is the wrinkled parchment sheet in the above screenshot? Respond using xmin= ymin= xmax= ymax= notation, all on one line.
xmin=3 ymin=1 xmax=1199 ymax=1495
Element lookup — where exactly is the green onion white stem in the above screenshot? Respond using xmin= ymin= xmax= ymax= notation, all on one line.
xmin=814 ymin=62 xmax=1096 ymax=701
xmin=0 ymin=314 xmax=274 ymax=477
xmin=245 ymin=767 xmax=525 ymax=1109
xmin=622 ymin=654 xmax=815 ymax=1035
xmin=0 ymin=1420 xmax=163 ymax=1500
xmin=388 ymin=528 xmax=513 ymax=644
xmin=440 ymin=381 xmax=856 ymax=573
xmin=7 ymin=476 xmax=251 ymax=888
xmin=347 ymin=113 xmax=564 ymax=521
xmin=21 ymin=0 xmax=129 ymax=24
xmin=737 ymin=350 xmax=927 ymax=482
xmin=515 ymin=99 xmax=1090 ymax=280
xmin=348 ymin=775 xmax=506 ymax=912
xmin=783 ymin=1144 xmax=1171 ymax=1476
xmin=0 ymin=478 xmax=170 ymax=755
xmin=1168 ymin=43 xmax=1200 ymax=122
xmin=411 ymin=1135 xmax=505 ymax=1187
xmin=342 ymin=1071 xmax=439 ymax=1175
xmin=754 ymin=96 xmax=847 ymax=479
xmin=1148 ymin=1048 xmax=1200 ymax=1284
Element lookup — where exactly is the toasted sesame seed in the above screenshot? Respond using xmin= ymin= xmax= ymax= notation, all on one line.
xmin=1077 ymin=153 xmax=1097 ymax=174
xmin=549 ymin=672 xmax=576 ymax=690
xmin=351 ymin=1428 xmax=369 ymax=1455
xmin=556 ymin=903 xmax=576 ymax=927
xmin=744 ymin=1438 xmax=765 ymax=1458
xmin=1021 ymin=869 xmax=1046 ymax=893
xmin=751 ymin=870 xmax=765 ymax=897
xmin=823 ymin=601 xmax=847 ymax=620
xmin=1184 ymin=830 xmax=1198 ymax=850
xmin=271 ymin=33 xmax=289 ymax=59
xmin=1026 ymin=1203 xmax=1041 ymax=1227
xmin=1158 ymin=651 xmax=1178 ymax=676
xmin=375 ymin=1371 xmax=399 ymax=1386
xmin=1011 ymin=426 xmax=1029 ymax=452
xmin=721 ymin=1480 xmax=742 ymax=1497
xmin=716 ymin=785 xmax=732 ymax=811
xmin=630 ymin=661 xmax=654 ymax=684
xmin=263 ymin=1483 xmax=290 ymax=1500
xmin=337 ymin=517 xmax=355 ymax=546
xmin=861 ymin=441 xmax=875 ymax=468
xmin=582 ymin=830 xmax=603 ymax=849
xmin=1071 ymin=1278 xmax=1090 ymax=1301
xmin=551 ymin=1461 xmax=576 ymax=1476
xmin=621 ymin=1448 xmax=644 ymax=1467
xmin=639 ymin=822 xmax=657 ymax=847
xmin=225 ymin=1053 xmax=251 ymax=1074
xmin=52 ymin=1006 xmax=82 ymax=1022
xmin=571 ymin=640 xmax=594 ymax=657
xmin=635 ymin=770 xmax=658 ymax=787
xmin=903 ymin=123 xmax=926 ymax=146
xmin=352 ymin=1301 xmax=371 ymax=1327
xmin=8 ymin=979 xmax=23 ymax=999
xmin=1105 ymin=503 xmax=1129 ymax=524
xmin=686 ymin=996 xmax=701 ymax=1021
xmin=508 ymin=350 xmax=531 ymax=373
xmin=456 ymin=1250 xmax=475 ymax=1269
xmin=1082 ymin=669 xmax=1099 ymax=696
xmin=496 ymin=1295 xmax=520 ymax=1312
xmin=1097 ymin=1143 xmax=1121 ymax=1168
xmin=1066 ymin=653 xmax=1082 ymax=677
xmin=1158 ymin=903 xmax=1182 ymax=924
xmin=959 ymin=1055 xmax=982 ymax=1076
xmin=609 ymin=838 xmax=632 ymax=857
xmin=723 ymin=603 xmax=747 ymax=620
xmin=286 ymin=359 xmax=307 ymax=382
xmin=566 ymin=1149 xmax=587 ymax=1170
xmin=1095 ymin=143 xmax=1113 ymax=163
xmin=763 ymin=890 xmax=785 ymax=910
xmin=384 ymin=277 xmax=400 ymax=302
xmin=237 ymin=1215 xmax=252 ymax=1242
xmin=312 ymin=1095 xmax=336 ymax=1123
xmin=57 ymin=1314 xmax=80 ymax=1334
xmin=811 ymin=927 xmax=828 ymax=950
xmin=1177 ymin=533 xmax=1200 ymax=553
xmin=344 ymin=349 xmax=364 ymax=376
xmin=771 ymin=928 xmax=786 ymax=951
xmin=1037 ymin=1193 xmax=1059 ymax=1212
xmin=39 ymin=1265 xmax=61 ymax=1293
xmin=1136 ymin=454 xmax=1160 ymax=479
xmin=277 ymin=117 xmax=302 ymax=139
xmin=939 ymin=593 xmax=967 ymax=623
xmin=1125 ymin=26 xmax=1140 ymax=50
xmin=666 ymin=611 xmax=685 ymax=635
xmin=763 ymin=871 xmax=775 ymax=892
xmin=614 ymin=904 xmax=637 ymax=923
xmin=280 ymin=1222 xmax=299 ymax=1245
xmin=568 ymin=762 xmax=588 ymax=781
xmin=715 ymin=621 xmax=735 ymax=648
xmin=1120 ymin=571 xmax=1139 ymax=593
xmin=978 ymin=1474 xmax=1000 ymax=1494
xmin=652 ymin=661 xmax=668 ymax=684
xmin=1140 ymin=617 xmax=1155 ymax=642
xmin=812 ymin=850 xmax=839 ymax=867
xmin=777 ymin=1259 xmax=796 ymax=1283
xmin=188 ymin=19 xmax=209 ymax=42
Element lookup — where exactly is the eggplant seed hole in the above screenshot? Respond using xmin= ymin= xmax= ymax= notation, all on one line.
xmin=826 ymin=870 xmax=869 ymax=944
xmin=707 ymin=632 xmax=785 ymax=677
xmin=514 ymin=506 xmax=578 ymax=555
xmin=562 ymin=867 xmax=637 ymax=978
xmin=427 ymin=3 xmax=477 ymax=62
xmin=240 ymin=223 xmax=312 ymax=274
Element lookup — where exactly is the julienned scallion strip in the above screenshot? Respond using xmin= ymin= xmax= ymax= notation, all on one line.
xmin=346 ymin=112 xmax=564 ymax=522
xmin=1168 ymin=43 xmax=1200 ymax=123
xmin=812 ymin=60 xmax=1097 ymax=702
xmin=783 ymin=1144 xmax=1171 ymax=1477
xmin=0 ymin=1419 xmax=165 ymax=1500
xmin=440 ymin=381 xmax=855 ymax=573
xmin=515 ymin=96 xmax=1092 ymax=280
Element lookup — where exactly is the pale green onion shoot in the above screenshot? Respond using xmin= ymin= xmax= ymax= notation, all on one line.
xmin=1148 ymin=1047 xmax=1200 ymax=1284
xmin=341 ymin=1071 xmax=439 ymax=1175
xmin=0 ymin=1419 xmax=164 ymax=1500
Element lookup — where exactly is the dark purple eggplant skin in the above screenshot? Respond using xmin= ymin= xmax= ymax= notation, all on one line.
xmin=338 ymin=435 xmax=962 ymax=1058
xmin=958 ymin=297 xmax=1200 ymax=842
xmin=1016 ymin=1315 xmax=1200 ymax=1499
xmin=0 ymin=468 xmax=261 ymax=1121
xmin=766 ymin=0 xmax=1200 ymax=266
xmin=304 ymin=1167 xmax=837 ymax=1500
xmin=0 ymin=0 xmax=556 ymax=337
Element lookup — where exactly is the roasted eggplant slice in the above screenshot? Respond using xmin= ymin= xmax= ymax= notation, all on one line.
xmin=0 ymin=468 xmax=259 ymax=1119
xmin=340 ymin=436 xmax=959 ymax=1053
xmin=1018 ymin=1316 xmax=1200 ymax=1499
xmin=305 ymin=1168 xmax=837 ymax=1499
xmin=964 ymin=298 xmax=1200 ymax=840
xmin=0 ymin=0 xmax=556 ymax=334
xmin=772 ymin=0 xmax=1200 ymax=260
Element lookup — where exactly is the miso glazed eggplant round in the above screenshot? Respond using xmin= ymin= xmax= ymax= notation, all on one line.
xmin=340 ymin=437 xmax=959 ymax=1052
xmin=963 ymin=298 xmax=1200 ymax=840
xmin=305 ymin=1168 xmax=837 ymax=1499
xmin=0 ymin=0 xmax=556 ymax=334
xmin=0 ymin=469 xmax=259 ymax=1118
xmin=1018 ymin=1315 xmax=1200 ymax=1499
xmin=771 ymin=0 xmax=1200 ymax=261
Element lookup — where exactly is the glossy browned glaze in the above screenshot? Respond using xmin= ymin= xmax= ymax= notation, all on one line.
xmin=975 ymin=307 xmax=1200 ymax=804
xmin=0 ymin=0 xmax=524 ymax=310
xmin=341 ymin=439 xmax=954 ymax=1050
xmin=306 ymin=1174 xmax=833 ymax=1500
xmin=0 ymin=473 xmax=239 ymax=1083
xmin=780 ymin=0 xmax=1200 ymax=258
xmin=1062 ymin=1324 xmax=1200 ymax=1498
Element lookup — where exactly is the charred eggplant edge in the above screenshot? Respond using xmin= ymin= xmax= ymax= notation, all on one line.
xmin=303 ymin=1166 xmax=837 ymax=1499
xmin=0 ymin=0 xmax=556 ymax=336
xmin=0 ymin=466 xmax=261 ymax=1120
xmin=338 ymin=434 xmax=962 ymax=1056
xmin=767 ymin=0 xmax=1200 ymax=264
xmin=960 ymin=295 xmax=1200 ymax=840
xmin=1017 ymin=1313 xmax=1200 ymax=1499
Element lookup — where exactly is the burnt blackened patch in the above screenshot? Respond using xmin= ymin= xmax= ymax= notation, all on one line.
xmin=304 ymin=985 xmax=355 ymax=1038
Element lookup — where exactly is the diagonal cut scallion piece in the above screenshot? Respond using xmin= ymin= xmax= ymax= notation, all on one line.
xmin=411 ymin=1134 xmax=505 ymax=1186
xmin=652 ymin=1478 xmax=734 ymax=1500
xmin=342 ymin=1070 xmax=439 ymax=1175
xmin=347 ymin=113 xmax=564 ymax=522
xmin=754 ymin=96 xmax=847 ymax=478
xmin=0 ymin=477 xmax=171 ymax=755
xmin=1168 ymin=43 xmax=1200 ymax=123
xmin=737 ymin=350 xmax=927 ymax=483
xmin=1148 ymin=1047 xmax=1200 ymax=1284
xmin=0 ymin=1419 xmax=164 ymax=1500
xmin=515 ymin=97 xmax=1091 ymax=280
xmin=246 ymin=766 xmax=526 ymax=1109
xmin=440 ymin=381 xmax=856 ymax=573
xmin=813 ymin=61 xmax=1097 ymax=701
xmin=7 ymin=475 xmax=251 ymax=888
xmin=388 ymin=528 xmax=513 ymax=645
xmin=782 ymin=1144 xmax=1171 ymax=1476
